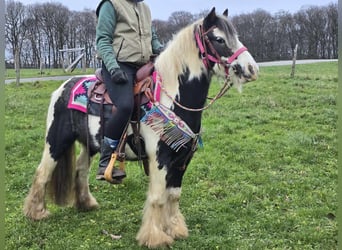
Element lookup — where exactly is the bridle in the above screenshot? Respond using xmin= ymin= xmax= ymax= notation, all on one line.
xmin=195 ymin=24 xmax=248 ymax=76
xmin=156 ymin=24 xmax=248 ymax=112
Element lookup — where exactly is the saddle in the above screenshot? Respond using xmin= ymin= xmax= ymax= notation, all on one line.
xmin=87 ymin=61 xmax=155 ymax=107
xmin=87 ymin=57 xmax=156 ymax=177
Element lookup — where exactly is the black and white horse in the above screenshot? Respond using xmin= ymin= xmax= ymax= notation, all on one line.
xmin=24 ymin=8 xmax=258 ymax=248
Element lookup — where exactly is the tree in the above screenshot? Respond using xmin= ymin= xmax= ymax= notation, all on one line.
xmin=232 ymin=9 xmax=274 ymax=61
xmin=152 ymin=19 xmax=172 ymax=44
xmin=168 ymin=11 xmax=195 ymax=35
xmin=36 ymin=2 xmax=70 ymax=68
xmin=4 ymin=1 xmax=338 ymax=70
xmin=67 ymin=10 xmax=96 ymax=68
xmin=5 ymin=0 xmax=28 ymax=85
xmin=326 ymin=3 xmax=338 ymax=58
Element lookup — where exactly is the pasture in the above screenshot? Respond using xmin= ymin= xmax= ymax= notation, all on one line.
xmin=5 ymin=68 xmax=95 ymax=79
xmin=5 ymin=62 xmax=337 ymax=249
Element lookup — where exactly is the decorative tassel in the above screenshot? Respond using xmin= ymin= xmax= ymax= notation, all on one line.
xmin=141 ymin=102 xmax=196 ymax=152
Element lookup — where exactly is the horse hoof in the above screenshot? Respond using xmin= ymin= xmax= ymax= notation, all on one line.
xmin=136 ymin=229 xmax=174 ymax=248
xmin=166 ymin=222 xmax=189 ymax=240
xmin=76 ymin=194 xmax=99 ymax=211
xmin=24 ymin=208 xmax=50 ymax=221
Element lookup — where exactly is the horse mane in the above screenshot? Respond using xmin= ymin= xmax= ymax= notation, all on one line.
xmin=154 ymin=20 xmax=204 ymax=106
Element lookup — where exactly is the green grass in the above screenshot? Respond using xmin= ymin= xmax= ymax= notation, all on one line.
xmin=5 ymin=68 xmax=96 ymax=79
xmin=5 ymin=62 xmax=337 ymax=249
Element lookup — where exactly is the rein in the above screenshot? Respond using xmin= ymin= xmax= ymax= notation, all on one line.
xmin=154 ymin=72 xmax=233 ymax=112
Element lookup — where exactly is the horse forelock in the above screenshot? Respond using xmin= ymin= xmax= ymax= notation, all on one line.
xmin=212 ymin=15 xmax=239 ymax=51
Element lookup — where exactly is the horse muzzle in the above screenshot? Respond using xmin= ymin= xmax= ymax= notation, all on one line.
xmin=231 ymin=61 xmax=259 ymax=82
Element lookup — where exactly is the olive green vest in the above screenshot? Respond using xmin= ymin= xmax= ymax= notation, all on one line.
xmin=110 ymin=0 xmax=152 ymax=65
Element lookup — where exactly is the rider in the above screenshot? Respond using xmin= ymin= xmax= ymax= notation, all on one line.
xmin=95 ymin=0 xmax=163 ymax=183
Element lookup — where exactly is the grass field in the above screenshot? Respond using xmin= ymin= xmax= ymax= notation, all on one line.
xmin=5 ymin=62 xmax=337 ymax=249
xmin=5 ymin=68 xmax=95 ymax=79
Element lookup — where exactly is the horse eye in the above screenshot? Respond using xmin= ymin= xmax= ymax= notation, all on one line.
xmin=215 ymin=37 xmax=225 ymax=44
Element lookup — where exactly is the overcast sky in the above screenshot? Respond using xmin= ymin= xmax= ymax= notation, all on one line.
xmin=18 ymin=0 xmax=336 ymax=20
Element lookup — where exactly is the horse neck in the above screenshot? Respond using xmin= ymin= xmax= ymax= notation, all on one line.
xmin=155 ymin=23 xmax=212 ymax=133
xmin=175 ymin=70 xmax=211 ymax=133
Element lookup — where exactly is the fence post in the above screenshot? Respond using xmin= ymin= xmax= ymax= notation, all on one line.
xmin=291 ymin=44 xmax=298 ymax=78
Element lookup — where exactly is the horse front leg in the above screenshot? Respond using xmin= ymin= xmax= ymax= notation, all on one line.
xmin=136 ymin=155 xmax=174 ymax=248
xmin=164 ymin=168 xmax=188 ymax=239
xmin=74 ymin=144 xmax=99 ymax=211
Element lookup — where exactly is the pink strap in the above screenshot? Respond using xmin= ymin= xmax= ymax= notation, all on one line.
xmin=195 ymin=31 xmax=221 ymax=67
xmin=195 ymin=31 xmax=205 ymax=54
xmin=195 ymin=31 xmax=209 ymax=68
xmin=152 ymin=71 xmax=162 ymax=102
xmin=227 ymin=47 xmax=248 ymax=64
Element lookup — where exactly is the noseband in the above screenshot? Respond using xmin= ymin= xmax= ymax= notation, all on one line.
xmin=195 ymin=25 xmax=247 ymax=76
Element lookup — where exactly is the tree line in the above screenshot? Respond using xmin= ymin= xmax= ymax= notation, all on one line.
xmin=5 ymin=0 xmax=337 ymax=70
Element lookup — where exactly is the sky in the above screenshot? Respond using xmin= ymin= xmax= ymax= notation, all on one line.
xmin=18 ymin=0 xmax=337 ymax=20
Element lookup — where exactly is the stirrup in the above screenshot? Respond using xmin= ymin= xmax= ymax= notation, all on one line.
xmin=104 ymin=152 xmax=126 ymax=184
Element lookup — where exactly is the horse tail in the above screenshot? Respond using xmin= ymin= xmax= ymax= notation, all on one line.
xmin=47 ymin=142 xmax=76 ymax=207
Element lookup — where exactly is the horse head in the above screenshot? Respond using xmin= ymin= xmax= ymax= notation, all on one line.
xmin=198 ymin=7 xmax=259 ymax=91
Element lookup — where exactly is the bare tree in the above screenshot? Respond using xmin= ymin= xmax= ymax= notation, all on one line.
xmin=232 ymin=9 xmax=274 ymax=61
xmin=275 ymin=11 xmax=296 ymax=58
xmin=152 ymin=19 xmax=172 ymax=44
xmin=54 ymin=5 xmax=71 ymax=67
xmin=295 ymin=7 xmax=328 ymax=59
xmin=326 ymin=3 xmax=338 ymax=58
xmin=168 ymin=11 xmax=194 ymax=35
xmin=34 ymin=2 xmax=69 ymax=68
xmin=24 ymin=4 xmax=46 ymax=68
xmin=4 ymin=1 xmax=338 ymax=70
xmin=68 ymin=10 xmax=96 ymax=68
xmin=5 ymin=0 xmax=28 ymax=85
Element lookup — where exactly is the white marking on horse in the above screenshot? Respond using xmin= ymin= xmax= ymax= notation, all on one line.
xmin=88 ymin=114 xmax=101 ymax=148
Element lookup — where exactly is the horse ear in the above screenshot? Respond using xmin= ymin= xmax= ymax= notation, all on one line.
xmin=223 ymin=9 xmax=228 ymax=17
xmin=204 ymin=7 xmax=217 ymax=24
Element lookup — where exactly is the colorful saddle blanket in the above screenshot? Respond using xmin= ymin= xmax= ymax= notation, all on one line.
xmin=68 ymin=76 xmax=97 ymax=113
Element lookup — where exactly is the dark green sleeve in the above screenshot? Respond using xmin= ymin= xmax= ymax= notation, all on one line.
xmin=96 ymin=0 xmax=119 ymax=73
xmin=151 ymin=26 xmax=164 ymax=54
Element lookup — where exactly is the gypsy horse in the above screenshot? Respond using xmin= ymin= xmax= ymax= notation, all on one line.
xmin=24 ymin=8 xmax=258 ymax=248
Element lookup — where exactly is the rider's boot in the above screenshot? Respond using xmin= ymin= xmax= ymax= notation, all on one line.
xmin=96 ymin=136 xmax=126 ymax=183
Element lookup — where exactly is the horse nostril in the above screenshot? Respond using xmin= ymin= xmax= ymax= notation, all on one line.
xmin=232 ymin=64 xmax=242 ymax=76
xmin=248 ymin=64 xmax=255 ymax=75
xmin=247 ymin=63 xmax=258 ymax=80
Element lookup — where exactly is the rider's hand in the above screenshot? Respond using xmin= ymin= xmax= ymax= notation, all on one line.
xmin=110 ymin=68 xmax=128 ymax=85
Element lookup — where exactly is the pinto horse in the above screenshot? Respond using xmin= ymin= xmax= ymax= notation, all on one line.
xmin=23 ymin=8 xmax=258 ymax=248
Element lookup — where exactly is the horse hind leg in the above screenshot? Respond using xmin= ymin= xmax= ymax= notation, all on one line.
xmin=75 ymin=144 xmax=98 ymax=211
xmin=23 ymin=143 xmax=57 ymax=220
xmin=24 ymin=81 xmax=79 ymax=220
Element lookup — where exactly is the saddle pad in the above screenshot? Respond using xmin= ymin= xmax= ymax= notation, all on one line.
xmin=68 ymin=76 xmax=97 ymax=113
